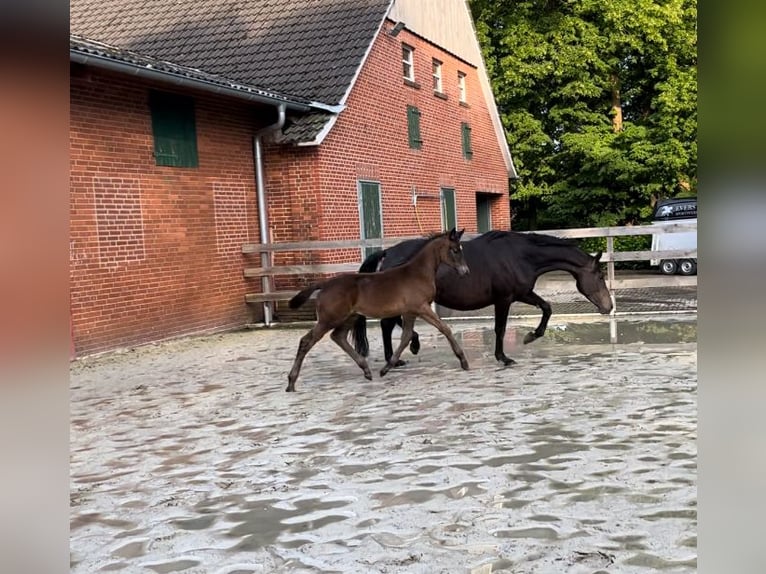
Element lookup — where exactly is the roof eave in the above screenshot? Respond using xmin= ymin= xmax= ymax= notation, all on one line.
xmin=70 ymin=48 xmax=312 ymax=112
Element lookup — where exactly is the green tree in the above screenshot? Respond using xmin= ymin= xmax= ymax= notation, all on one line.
xmin=471 ymin=0 xmax=697 ymax=229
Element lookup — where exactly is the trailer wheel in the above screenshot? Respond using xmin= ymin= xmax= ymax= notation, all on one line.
xmin=660 ymin=259 xmax=678 ymax=275
xmin=679 ymin=259 xmax=697 ymax=276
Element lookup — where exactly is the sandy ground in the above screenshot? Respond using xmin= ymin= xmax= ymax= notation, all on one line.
xmin=70 ymin=315 xmax=696 ymax=573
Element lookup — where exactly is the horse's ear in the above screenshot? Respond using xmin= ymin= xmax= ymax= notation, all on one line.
xmin=457 ymin=228 xmax=465 ymax=240
xmin=593 ymin=251 xmax=603 ymax=266
xmin=448 ymin=227 xmax=458 ymax=240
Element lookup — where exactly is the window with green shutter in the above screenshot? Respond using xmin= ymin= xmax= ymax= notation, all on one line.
xmin=407 ymin=105 xmax=422 ymax=149
xmin=149 ymin=91 xmax=199 ymax=168
xmin=461 ymin=122 xmax=473 ymax=159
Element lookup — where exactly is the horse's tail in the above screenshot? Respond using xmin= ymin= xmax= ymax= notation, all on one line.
xmin=350 ymin=249 xmax=386 ymax=357
xmin=351 ymin=314 xmax=369 ymax=357
xmin=358 ymin=248 xmax=387 ymax=273
xmin=288 ymin=283 xmax=322 ymax=309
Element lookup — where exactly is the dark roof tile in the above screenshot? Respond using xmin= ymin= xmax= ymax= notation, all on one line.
xmin=71 ymin=0 xmax=392 ymax=105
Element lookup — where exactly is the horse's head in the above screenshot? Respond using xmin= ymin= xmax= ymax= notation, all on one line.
xmin=575 ymin=251 xmax=613 ymax=314
xmin=442 ymin=228 xmax=470 ymax=276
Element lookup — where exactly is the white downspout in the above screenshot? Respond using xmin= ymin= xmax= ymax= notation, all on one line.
xmin=253 ymin=104 xmax=286 ymax=326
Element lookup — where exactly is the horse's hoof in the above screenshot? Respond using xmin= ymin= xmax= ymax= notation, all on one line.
xmin=523 ymin=332 xmax=538 ymax=345
xmin=364 ymin=370 xmax=373 ymax=381
xmin=285 ymin=385 xmax=295 ymax=392
xmin=499 ymin=357 xmax=516 ymax=366
xmin=460 ymin=359 xmax=470 ymax=370
xmin=410 ymin=338 xmax=420 ymax=355
xmin=394 ymin=359 xmax=407 ymax=367
xmin=380 ymin=366 xmax=389 ymax=377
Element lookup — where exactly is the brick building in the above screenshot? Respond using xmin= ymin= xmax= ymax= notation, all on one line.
xmin=70 ymin=0 xmax=516 ymax=356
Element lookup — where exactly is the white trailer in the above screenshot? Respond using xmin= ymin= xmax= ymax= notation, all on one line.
xmin=650 ymin=197 xmax=697 ymax=275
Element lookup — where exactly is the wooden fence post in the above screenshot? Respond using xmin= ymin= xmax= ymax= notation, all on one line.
xmin=606 ymin=236 xmax=618 ymax=343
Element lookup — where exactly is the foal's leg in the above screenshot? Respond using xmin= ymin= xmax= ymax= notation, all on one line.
xmin=517 ymin=291 xmax=552 ymax=345
xmin=380 ymin=315 xmax=416 ymax=377
xmin=286 ymin=322 xmax=332 ymax=392
xmin=493 ymin=299 xmax=515 ymax=365
xmin=416 ymin=306 xmax=469 ymax=371
xmin=331 ymin=320 xmax=373 ymax=381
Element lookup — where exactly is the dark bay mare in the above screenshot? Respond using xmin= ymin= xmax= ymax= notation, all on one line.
xmin=353 ymin=230 xmax=613 ymax=366
xmin=285 ymin=228 xmax=470 ymax=392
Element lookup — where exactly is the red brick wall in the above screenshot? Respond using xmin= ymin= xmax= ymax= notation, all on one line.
xmin=70 ymin=22 xmax=512 ymax=353
xmin=70 ymin=67 xmax=264 ymax=356
xmin=266 ymin=21 xmax=511 ymax=270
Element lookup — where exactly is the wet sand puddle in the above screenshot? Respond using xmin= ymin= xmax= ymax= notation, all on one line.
xmin=71 ymin=316 xmax=696 ymax=573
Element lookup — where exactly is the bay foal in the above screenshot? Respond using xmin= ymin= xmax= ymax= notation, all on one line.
xmin=285 ymin=228 xmax=470 ymax=392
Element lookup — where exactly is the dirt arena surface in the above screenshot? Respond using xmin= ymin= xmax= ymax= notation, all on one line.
xmin=71 ymin=315 xmax=696 ymax=573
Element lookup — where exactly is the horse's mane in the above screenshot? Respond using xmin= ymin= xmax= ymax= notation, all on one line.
xmin=484 ymin=230 xmax=577 ymax=248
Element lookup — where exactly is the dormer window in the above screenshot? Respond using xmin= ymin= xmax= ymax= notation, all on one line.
xmin=432 ymin=59 xmax=443 ymax=94
xmin=402 ymin=44 xmax=415 ymax=82
xmin=458 ymin=71 xmax=467 ymax=103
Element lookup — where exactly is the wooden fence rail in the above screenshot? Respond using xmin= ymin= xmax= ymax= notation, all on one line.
xmin=243 ymin=223 xmax=697 ymax=330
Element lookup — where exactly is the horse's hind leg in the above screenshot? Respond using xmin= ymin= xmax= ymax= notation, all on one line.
xmin=493 ymin=300 xmax=516 ymax=365
xmin=380 ymin=315 xmax=415 ymax=377
xmin=331 ymin=320 xmax=373 ymax=381
xmin=287 ymin=323 xmax=331 ymax=392
xmin=417 ymin=306 xmax=469 ymax=371
xmin=517 ymin=291 xmax=552 ymax=345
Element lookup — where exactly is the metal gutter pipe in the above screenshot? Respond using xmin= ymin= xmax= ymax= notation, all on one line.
xmin=253 ymin=104 xmax=286 ymax=326
xmin=70 ymin=50 xmax=311 ymax=112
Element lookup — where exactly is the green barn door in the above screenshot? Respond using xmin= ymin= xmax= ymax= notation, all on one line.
xmin=441 ymin=187 xmax=457 ymax=230
xmin=476 ymin=194 xmax=492 ymax=233
xmin=359 ymin=181 xmax=383 ymax=259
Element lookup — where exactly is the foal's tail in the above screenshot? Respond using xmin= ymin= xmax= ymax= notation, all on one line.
xmin=350 ymin=249 xmax=386 ymax=357
xmin=288 ymin=283 xmax=322 ymax=309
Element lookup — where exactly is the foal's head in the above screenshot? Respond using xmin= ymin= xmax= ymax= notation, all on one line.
xmin=575 ymin=251 xmax=613 ymax=314
xmin=438 ymin=228 xmax=469 ymax=276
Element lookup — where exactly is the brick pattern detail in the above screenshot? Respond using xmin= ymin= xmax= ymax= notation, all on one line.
xmin=213 ymin=182 xmax=250 ymax=255
xmin=93 ymin=175 xmax=146 ymax=267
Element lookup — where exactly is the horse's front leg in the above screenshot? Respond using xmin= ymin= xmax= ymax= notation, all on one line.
xmin=380 ymin=315 xmax=415 ymax=377
xmin=493 ymin=299 xmax=515 ymax=365
xmin=417 ymin=306 xmax=469 ymax=371
xmin=516 ymin=291 xmax=552 ymax=345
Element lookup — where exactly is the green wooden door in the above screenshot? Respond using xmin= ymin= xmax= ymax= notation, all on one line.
xmin=476 ymin=194 xmax=492 ymax=233
xmin=359 ymin=181 xmax=382 ymax=259
xmin=441 ymin=187 xmax=457 ymax=230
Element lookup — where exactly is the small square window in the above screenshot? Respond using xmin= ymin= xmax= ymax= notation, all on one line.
xmin=458 ymin=72 xmax=467 ymax=103
xmin=432 ymin=59 xmax=443 ymax=93
xmin=402 ymin=45 xmax=415 ymax=81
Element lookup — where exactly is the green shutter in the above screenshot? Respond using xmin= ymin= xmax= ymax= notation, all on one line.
xmin=149 ymin=91 xmax=199 ymax=168
xmin=441 ymin=187 xmax=456 ymax=230
xmin=359 ymin=181 xmax=383 ymax=259
xmin=461 ymin=122 xmax=473 ymax=159
xmin=407 ymin=105 xmax=422 ymax=149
